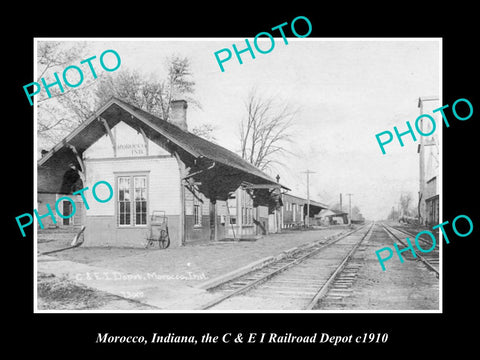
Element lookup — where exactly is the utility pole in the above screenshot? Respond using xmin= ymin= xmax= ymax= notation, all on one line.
xmin=302 ymin=170 xmax=316 ymax=227
xmin=346 ymin=193 xmax=353 ymax=225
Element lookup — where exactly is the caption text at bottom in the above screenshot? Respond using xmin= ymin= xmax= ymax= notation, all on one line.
xmin=96 ymin=332 xmax=389 ymax=345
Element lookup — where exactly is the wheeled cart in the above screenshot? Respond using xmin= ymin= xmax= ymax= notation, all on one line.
xmin=145 ymin=210 xmax=170 ymax=249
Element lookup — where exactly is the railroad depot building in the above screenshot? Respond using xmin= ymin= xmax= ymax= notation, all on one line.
xmin=37 ymin=97 xmax=287 ymax=247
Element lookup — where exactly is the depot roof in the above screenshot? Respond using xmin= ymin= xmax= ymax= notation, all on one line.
xmin=282 ymin=192 xmax=329 ymax=209
xmin=38 ymin=97 xmax=289 ymax=197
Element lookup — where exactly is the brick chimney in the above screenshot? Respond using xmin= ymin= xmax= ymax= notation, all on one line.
xmin=169 ymin=100 xmax=188 ymax=131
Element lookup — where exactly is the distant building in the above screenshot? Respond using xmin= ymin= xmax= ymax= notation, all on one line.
xmin=317 ymin=209 xmax=349 ymax=225
xmin=281 ymin=193 xmax=328 ymax=228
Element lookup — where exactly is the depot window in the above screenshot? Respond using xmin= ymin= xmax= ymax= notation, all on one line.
xmin=117 ymin=174 xmax=148 ymax=227
xmin=193 ymin=196 xmax=202 ymax=227
xmin=241 ymin=190 xmax=254 ymax=226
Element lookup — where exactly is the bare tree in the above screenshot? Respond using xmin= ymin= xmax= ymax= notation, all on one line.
xmin=95 ymin=56 xmax=212 ymax=138
xmin=37 ymin=41 xmax=88 ymax=85
xmin=96 ymin=56 xmax=199 ymax=119
xmin=388 ymin=206 xmax=400 ymax=221
xmin=191 ymin=123 xmax=216 ymax=142
xmin=239 ymin=89 xmax=296 ymax=171
xmin=165 ymin=56 xmax=199 ymax=110
xmin=37 ymin=47 xmax=214 ymax=149
xmin=37 ymin=42 xmax=91 ymax=150
xmin=351 ymin=205 xmax=364 ymax=221
xmin=399 ymin=192 xmax=413 ymax=217
xmin=96 ymin=70 xmax=156 ymax=113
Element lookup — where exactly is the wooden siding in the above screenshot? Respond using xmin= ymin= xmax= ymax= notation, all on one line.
xmin=84 ymin=214 xmax=181 ymax=247
xmin=84 ymin=156 xmax=181 ymax=217
xmin=37 ymin=193 xmax=84 ymax=228
xmin=83 ymin=121 xmax=170 ymax=159
xmin=184 ymin=188 xmax=211 ymax=216
xmin=80 ymin=120 xmax=183 ymax=246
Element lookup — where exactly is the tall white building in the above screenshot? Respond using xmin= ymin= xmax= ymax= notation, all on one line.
xmin=418 ymin=96 xmax=440 ymax=226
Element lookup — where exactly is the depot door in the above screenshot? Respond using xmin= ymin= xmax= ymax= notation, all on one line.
xmin=63 ymin=200 xmax=72 ymax=225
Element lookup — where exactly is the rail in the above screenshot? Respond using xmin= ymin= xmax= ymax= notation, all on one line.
xmin=199 ymin=223 xmax=373 ymax=310
xmin=382 ymin=223 xmax=439 ymax=277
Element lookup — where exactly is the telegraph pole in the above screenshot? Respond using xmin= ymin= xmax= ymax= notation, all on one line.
xmin=302 ymin=170 xmax=316 ymax=227
xmin=346 ymin=193 xmax=353 ymax=225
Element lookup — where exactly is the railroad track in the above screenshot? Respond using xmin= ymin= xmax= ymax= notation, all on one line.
xmin=199 ymin=222 xmax=375 ymax=310
xmin=381 ymin=223 xmax=440 ymax=277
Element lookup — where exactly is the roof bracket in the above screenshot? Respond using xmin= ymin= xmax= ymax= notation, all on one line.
xmin=184 ymin=182 xmax=204 ymax=203
xmin=98 ymin=116 xmax=116 ymax=157
xmin=182 ymin=161 xmax=216 ymax=181
xmin=66 ymin=143 xmax=86 ymax=183
xmin=137 ymin=125 xmax=149 ymax=156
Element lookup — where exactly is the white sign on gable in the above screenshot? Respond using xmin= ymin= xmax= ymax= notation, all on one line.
xmin=115 ymin=122 xmax=145 ymax=156
xmin=83 ymin=121 xmax=170 ymax=159
xmin=116 ymin=142 xmax=146 ymax=156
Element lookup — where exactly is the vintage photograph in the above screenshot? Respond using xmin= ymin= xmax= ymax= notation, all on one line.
xmin=34 ymin=38 xmax=441 ymax=312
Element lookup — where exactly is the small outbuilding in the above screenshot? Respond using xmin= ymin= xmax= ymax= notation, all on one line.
xmin=317 ymin=209 xmax=349 ymax=225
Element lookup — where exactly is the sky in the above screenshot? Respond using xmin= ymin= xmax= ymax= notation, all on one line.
xmin=37 ymin=38 xmax=441 ymax=220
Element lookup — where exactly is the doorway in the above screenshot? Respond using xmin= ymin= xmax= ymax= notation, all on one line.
xmin=62 ymin=200 xmax=72 ymax=225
